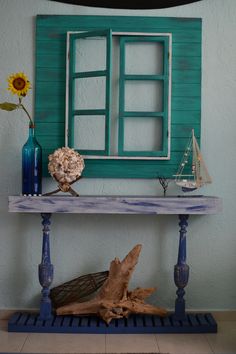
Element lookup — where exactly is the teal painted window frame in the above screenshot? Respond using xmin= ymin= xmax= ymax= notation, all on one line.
xmin=67 ymin=31 xmax=171 ymax=159
xmin=67 ymin=29 xmax=112 ymax=156
xmin=35 ymin=15 xmax=202 ymax=179
xmin=118 ymin=35 xmax=170 ymax=157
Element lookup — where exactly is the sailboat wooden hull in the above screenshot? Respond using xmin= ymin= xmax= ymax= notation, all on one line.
xmin=176 ymin=180 xmax=198 ymax=192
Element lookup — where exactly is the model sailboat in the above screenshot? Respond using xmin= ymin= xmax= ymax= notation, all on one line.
xmin=175 ymin=129 xmax=212 ymax=192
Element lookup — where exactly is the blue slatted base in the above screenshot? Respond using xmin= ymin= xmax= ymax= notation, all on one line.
xmin=8 ymin=312 xmax=217 ymax=333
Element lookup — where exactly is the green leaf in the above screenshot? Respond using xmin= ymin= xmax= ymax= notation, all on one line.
xmin=0 ymin=102 xmax=19 ymax=111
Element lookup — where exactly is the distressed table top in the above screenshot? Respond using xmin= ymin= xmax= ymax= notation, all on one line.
xmin=8 ymin=196 xmax=222 ymax=215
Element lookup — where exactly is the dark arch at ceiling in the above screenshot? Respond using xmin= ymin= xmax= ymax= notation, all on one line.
xmin=49 ymin=0 xmax=202 ymax=10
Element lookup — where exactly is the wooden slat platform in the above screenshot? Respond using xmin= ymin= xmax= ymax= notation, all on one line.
xmin=8 ymin=312 xmax=217 ymax=334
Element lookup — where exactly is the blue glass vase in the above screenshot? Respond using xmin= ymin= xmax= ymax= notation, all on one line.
xmin=22 ymin=124 xmax=42 ymax=195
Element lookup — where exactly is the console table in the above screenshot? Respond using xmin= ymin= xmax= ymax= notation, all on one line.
xmin=8 ymin=195 xmax=222 ymax=334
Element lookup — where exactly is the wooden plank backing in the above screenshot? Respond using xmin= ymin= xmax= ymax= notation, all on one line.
xmin=35 ymin=15 xmax=202 ymax=178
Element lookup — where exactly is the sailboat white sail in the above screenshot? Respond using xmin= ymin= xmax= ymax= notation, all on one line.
xmin=175 ymin=129 xmax=212 ymax=192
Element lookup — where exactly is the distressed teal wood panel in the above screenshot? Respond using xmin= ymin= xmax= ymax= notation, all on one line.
xmin=37 ymin=27 xmax=201 ymax=43
xmin=36 ymin=54 xmax=66 ymax=69
xmin=35 ymin=15 xmax=202 ymax=179
xmin=35 ymin=81 xmax=65 ymax=97
xmin=171 ymin=30 xmax=201 ymax=43
xmin=172 ymin=84 xmax=200 ymax=97
xmin=171 ymin=124 xmax=200 ymax=138
xmin=36 ymin=122 xmax=65 ymax=136
xmin=82 ymin=161 xmax=179 ymax=178
xmin=173 ymin=43 xmax=201 ymax=57
xmin=36 ymin=51 xmax=201 ymax=70
xmin=171 ymin=111 xmax=200 ymax=124
xmin=36 ymin=40 xmax=201 ymax=57
xmin=35 ymin=95 xmax=65 ymax=111
xmin=171 ymin=137 xmax=200 ymax=151
xmin=37 ymin=136 xmax=65 ymax=149
xmin=41 ymin=146 xmax=196 ymax=177
xmin=42 ymin=150 xmax=188 ymax=167
xmin=42 ymin=160 xmax=178 ymax=179
xmin=35 ymin=83 xmax=200 ymax=110
xmin=172 ymin=70 xmax=201 ymax=84
xmin=42 ymin=149 xmax=198 ymax=171
xmin=172 ymin=97 xmax=201 ymax=111
xmin=36 ymin=40 xmax=66 ymax=54
xmin=172 ymin=56 xmax=201 ymax=71
xmin=36 ymin=15 xmax=201 ymax=30
xmin=35 ymin=67 xmax=66 ymax=82
xmin=35 ymin=111 xmax=65 ymax=123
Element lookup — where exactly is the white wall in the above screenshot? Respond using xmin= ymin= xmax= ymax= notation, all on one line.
xmin=0 ymin=0 xmax=235 ymax=311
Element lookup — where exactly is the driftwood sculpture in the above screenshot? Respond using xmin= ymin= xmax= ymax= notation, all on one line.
xmin=56 ymin=244 xmax=167 ymax=324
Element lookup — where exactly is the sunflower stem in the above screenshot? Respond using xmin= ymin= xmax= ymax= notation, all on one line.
xmin=18 ymin=97 xmax=33 ymax=125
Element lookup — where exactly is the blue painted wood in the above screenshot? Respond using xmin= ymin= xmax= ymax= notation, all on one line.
xmin=197 ymin=313 xmax=210 ymax=326
xmin=7 ymin=195 xmax=221 ymax=334
xmin=16 ymin=313 xmax=29 ymax=326
xmin=173 ymin=214 xmax=189 ymax=321
xmin=171 ymin=315 xmax=181 ymax=327
xmin=188 ymin=313 xmax=199 ymax=327
xmin=35 ymin=317 xmax=44 ymax=327
xmin=38 ymin=213 xmax=54 ymax=320
xmin=53 ymin=315 xmax=63 ymax=327
xmin=107 ymin=319 xmax=115 ymax=327
xmin=8 ymin=196 xmax=222 ymax=215
xmin=71 ymin=317 xmax=80 ymax=327
xmin=127 ymin=315 xmax=135 ymax=327
xmin=135 ymin=315 xmax=144 ymax=327
xmin=62 ymin=316 xmax=72 ymax=327
xmin=80 ymin=317 xmax=89 ymax=327
xmin=205 ymin=313 xmax=217 ymax=326
xmin=144 ymin=315 xmax=153 ymax=327
xmin=45 ymin=317 xmax=54 ymax=327
xmin=8 ymin=312 xmax=217 ymax=333
xmin=153 ymin=315 xmax=162 ymax=327
xmin=163 ymin=316 xmax=172 ymax=327
xmin=8 ymin=312 xmax=21 ymax=325
xmin=27 ymin=314 xmax=36 ymax=326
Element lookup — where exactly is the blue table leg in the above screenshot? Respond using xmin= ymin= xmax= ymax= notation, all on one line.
xmin=38 ymin=213 xmax=54 ymax=320
xmin=173 ymin=214 xmax=190 ymax=320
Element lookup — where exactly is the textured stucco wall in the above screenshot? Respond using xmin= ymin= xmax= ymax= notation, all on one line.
xmin=0 ymin=0 xmax=235 ymax=311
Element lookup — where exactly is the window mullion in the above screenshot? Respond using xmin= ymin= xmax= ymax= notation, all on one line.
xmin=162 ymin=37 xmax=170 ymax=154
xmin=124 ymin=74 xmax=166 ymax=81
xmin=73 ymin=70 xmax=107 ymax=79
xmin=105 ymin=28 xmax=112 ymax=155
xmin=118 ymin=37 xmax=126 ymax=155
xmin=68 ymin=35 xmax=76 ymax=148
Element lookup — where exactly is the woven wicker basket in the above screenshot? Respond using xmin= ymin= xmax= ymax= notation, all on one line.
xmin=50 ymin=270 xmax=109 ymax=309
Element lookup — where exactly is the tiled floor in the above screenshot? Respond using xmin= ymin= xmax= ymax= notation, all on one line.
xmin=0 ymin=319 xmax=236 ymax=353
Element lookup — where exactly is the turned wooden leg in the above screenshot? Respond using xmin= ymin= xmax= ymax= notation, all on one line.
xmin=173 ymin=214 xmax=189 ymax=320
xmin=38 ymin=213 xmax=54 ymax=320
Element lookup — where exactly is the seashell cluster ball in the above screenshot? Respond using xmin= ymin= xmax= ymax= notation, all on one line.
xmin=48 ymin=147 xmax=85 ymax=184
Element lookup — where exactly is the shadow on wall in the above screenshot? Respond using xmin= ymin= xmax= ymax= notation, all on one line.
xmin=49 ymin=0 xmax=202 ymax=10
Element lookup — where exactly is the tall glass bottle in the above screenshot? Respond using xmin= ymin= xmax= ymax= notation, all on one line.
xmin=22 ymin=123 xmax=42 ymax=195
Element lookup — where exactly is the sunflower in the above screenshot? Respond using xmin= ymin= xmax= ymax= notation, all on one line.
xmin=7 ymin=72 xmax=31 ymax=96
